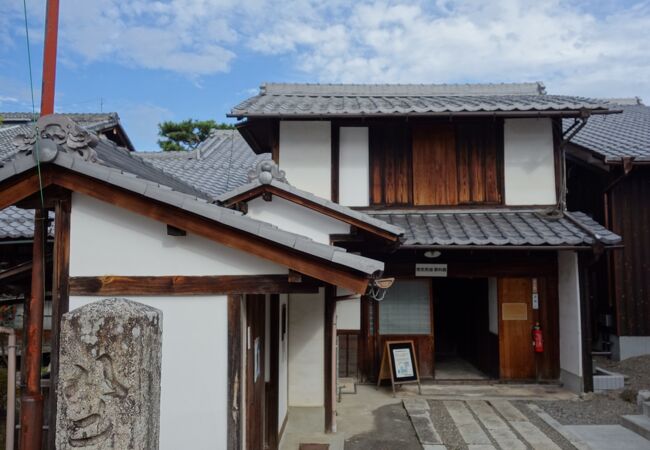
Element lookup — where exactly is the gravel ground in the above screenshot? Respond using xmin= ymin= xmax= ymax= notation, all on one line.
xmin=532 ymin=355 xmax=650 ymax=425
xmin=429 ymin=400 xmax=468 ymax=449
xmin=344 ymin=403 xmax=421 ymax=450
xmin=513 ymin=401 xmax=577 ymax=450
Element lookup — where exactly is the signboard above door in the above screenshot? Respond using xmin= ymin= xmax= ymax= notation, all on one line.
xmin=415 ymin=263 xmax=448 ymax=277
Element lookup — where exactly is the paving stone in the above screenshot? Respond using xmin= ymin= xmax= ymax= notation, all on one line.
xmin=490 ymin=400 xmax=528 ymax=422
xmin=467 ymin=401 xmax=526 ymax=450
xmin=444 ymin=401 xmax=491 ymax=445
xmin=508 ymin=420 xmax=562 ymax=450
xmin=567 ymin=424 xmax=650 ymax=450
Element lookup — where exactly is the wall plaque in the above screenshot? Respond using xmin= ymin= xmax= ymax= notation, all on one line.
xmin=415 ymin=263 xmax=448 ymax=277
xmin=502 ymin=302 xmax=528 ymax=321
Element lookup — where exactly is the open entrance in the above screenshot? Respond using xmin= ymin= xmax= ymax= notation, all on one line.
xmin=433 ymin=278 xmax=499 ymax=380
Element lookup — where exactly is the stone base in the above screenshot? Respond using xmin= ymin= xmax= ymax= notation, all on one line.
xmin=560 ymin=369 xmax=583 ymax=393
xmin=611 ymin=335 xmax=650 ymax=361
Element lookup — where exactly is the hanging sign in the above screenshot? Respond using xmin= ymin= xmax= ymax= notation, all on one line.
xmin=415 ymin=263 xmax=448 ymax=277
xmin=377 ymin=340 xmax=422 ymax=396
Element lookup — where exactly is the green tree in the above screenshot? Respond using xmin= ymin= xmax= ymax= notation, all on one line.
xmin=157 ymin=119 xmax=235 ymax=152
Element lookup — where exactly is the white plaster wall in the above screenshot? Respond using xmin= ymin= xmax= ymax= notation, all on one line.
xmin=278 ymin=294 xmax=289 ymax=431
xmin=69 ymin=193 xmax=286 ymax=276
xmin=558 ymin=251 xmax=582 ymax=377
xmin=288 ymin=290 xmax=324 ymax=407
xmin=336 ymin=298 xmax=360 ymax=330
xmin=504 ymin=118 xmax=557 ymax=205
xmin=70 ymin=295 xmax=227 ymax=450
xmin=279 ymin=121 xmax=331 ymax=200
xmin=488 ymin=277 xmax=498 ymax=335
xmin=246 ymin=196 xmax=350 ymax=245
xmin=339 ymin=127 xmax=369 ymax=207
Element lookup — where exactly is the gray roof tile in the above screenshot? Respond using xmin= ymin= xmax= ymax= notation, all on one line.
xmin=136 ymin=130 xmax=270 ymax=200
xmin=0 ymin=207 xmax=54 ymax=240
xmin=217 ymin=166 xmax=404 ymax=237
xmin=0 ymin=116 xmax=383 ymax=277
xmin=229 ymin=83 xmax=611 ymax=118
xmin=369 ymin=210 xmax=621 ymax=247
xmin=566 ymin=102 xmax=650 ymax=162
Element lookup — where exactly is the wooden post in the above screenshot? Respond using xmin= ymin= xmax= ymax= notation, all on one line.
xmin=324 ymin=286 xmax=336 ymax=433
xmin=20 ymin=208 xmax=46 ymax=450
xmin=47 ymin=195 xmax=71 ymax=450
xmin=40 ymin=0 xmax=60 ymax=115
xmin=227 ymin=295 xmax=242 ymax=450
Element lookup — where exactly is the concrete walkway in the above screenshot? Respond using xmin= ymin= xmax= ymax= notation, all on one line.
xmin=566 ymin=425 xmax=650 ymax=450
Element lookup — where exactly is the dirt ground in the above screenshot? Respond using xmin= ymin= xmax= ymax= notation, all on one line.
xmin=533 ymin=355 xmax=650 ymax=425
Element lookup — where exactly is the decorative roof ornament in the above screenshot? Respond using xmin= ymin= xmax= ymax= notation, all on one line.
xmin=248 ymin=160 xmax=287 ymax=185
xmin=12 ymin=114 xmax=100 ymax=163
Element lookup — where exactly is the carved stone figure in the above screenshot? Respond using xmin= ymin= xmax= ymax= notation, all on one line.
xmin=56 ymin=299 xmax=162 ymax=449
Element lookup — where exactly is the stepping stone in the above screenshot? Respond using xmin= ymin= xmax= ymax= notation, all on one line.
xmin=467 ymin=401 xmax=525 ymax=450
xmin=403 ymin=400 xmax=442 ymax=446
xmin=490 ymin=401 xmax=560 ymax=450
xmin=444 ymin=401 xmax=491 ymax=445
xmin=567 ymin=424 xmax=650 ymax=450
xmin=526 ymin=403 xmax=590 ymax=450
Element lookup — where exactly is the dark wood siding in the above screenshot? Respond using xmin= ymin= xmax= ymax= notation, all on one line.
xmin=369 ymin=124 xmax=411 ymax=205
xmin=370 ymin=120 xmax=503 ymax=207
xmin=610 ymin=168 xmax=650 ymax=336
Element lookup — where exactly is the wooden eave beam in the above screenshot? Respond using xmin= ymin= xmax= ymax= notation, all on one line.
xmin=223 ymin=185 xmax=400 ymax=243
xmin=69 ymin=275 xmax=321 ymax=296
xmin=48 ymin=168 xmax=371 ymax=293
xmin=0 ymin=171 xmax=53 ymax=211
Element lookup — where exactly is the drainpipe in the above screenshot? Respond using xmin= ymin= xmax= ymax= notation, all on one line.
xmin=0 ymin=327 xmax=17 ymax=450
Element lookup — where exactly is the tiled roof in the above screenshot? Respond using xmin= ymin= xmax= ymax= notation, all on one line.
xmin=0 ymin=125 xmax=31 ymax=161
xmin=137 ymin=129 xmax=269 ymax=200
xmin=229 ymin=83 xmax=611 ymax=118
xmin=0 ymin=207 xmax=54 ymax=240
xmin=567 ymin=101 xmax=650 ymax=162
xmin=0 ymin=112 xmax=121 ymax=131
xmin=0 ymin=115 xmax=383 ymax=277
xmin=217 ymin=160 xmax=404 ymax=237
xmin=369 ymin=210 xmax=621 ymax=247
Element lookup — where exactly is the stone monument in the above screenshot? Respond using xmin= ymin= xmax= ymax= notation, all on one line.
xmin=56 ymin=298 xmax=162 ymax=449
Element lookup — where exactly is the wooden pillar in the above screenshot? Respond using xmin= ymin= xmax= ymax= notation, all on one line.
xmin=20 ymin=208 xmax=46 ymax=450
xmin=324 ymin=286 xmax=336 ymax=433
xmin=227 ymin=295 xmax=242 ymax=450
xmin=47 ymin=194 xmax=71 ymax=450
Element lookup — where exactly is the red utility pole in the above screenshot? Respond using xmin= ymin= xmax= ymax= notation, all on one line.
xmin=40 ymin=0 xmax=60 ymax=115
xmin=20 ymin=0 xmax=60 ymax=448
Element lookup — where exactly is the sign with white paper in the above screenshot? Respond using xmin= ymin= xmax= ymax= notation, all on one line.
xmin=392 ymin=348 xmax=414 ymax=378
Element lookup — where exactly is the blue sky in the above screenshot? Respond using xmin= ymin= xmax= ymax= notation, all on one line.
xmin=1 ymin=0 xmax=649 ymax=150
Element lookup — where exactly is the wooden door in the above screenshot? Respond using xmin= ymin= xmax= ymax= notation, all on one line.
xmin=246 ymin=295 xmax=266 ymax=450
xmin=498 ymin=278 xmax=535 ymax=379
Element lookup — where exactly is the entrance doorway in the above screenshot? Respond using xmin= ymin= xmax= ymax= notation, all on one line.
xmin=433 ymin=278 xmax=498 ymax=380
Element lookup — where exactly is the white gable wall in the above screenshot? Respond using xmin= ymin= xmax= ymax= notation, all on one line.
xmin=279 ymin=121 xmax=332 ymax=200
xmin=339 ymin=127 xmax=369 ymax=207
xmin=70 ymin=193 xmax=287 ymax=276
xmin=503 ymin=118 xmax=557 ymax=206
xmin=68 ymin=193 xmax=292 ymax=450
xmin=246 ymin=196 xmax=350 ymax=245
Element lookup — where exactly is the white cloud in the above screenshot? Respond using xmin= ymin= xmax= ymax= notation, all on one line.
xmin=3 ymin=0 xmax=650 ymax=101
xmin=248 ymin=0 xmax=650 ymax=101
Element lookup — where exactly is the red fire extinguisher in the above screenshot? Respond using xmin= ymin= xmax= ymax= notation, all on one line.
xmin=532 ymin=322 xmax=544 ymax=353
